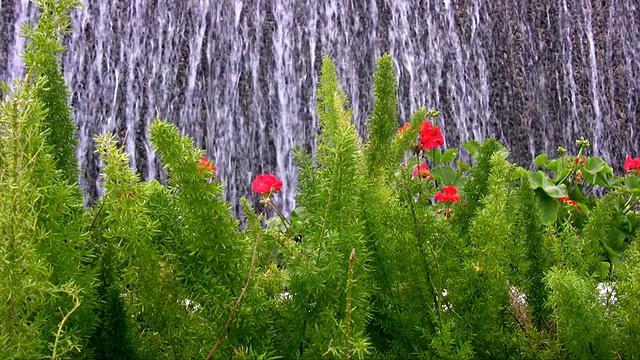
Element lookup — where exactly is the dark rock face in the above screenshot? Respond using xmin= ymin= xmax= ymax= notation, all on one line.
xmin=1 ymin=0 xmax=639 ymax=213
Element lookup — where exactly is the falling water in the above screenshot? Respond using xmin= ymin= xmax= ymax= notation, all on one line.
xmin=1 ymin=0 xmax=639 ymax=214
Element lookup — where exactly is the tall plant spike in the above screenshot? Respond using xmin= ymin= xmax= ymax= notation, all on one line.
xmin=516 ymin=169 xmax=550 ymax=329
xmin=22 ymin=0 xmax=82 ymax=183
xmin=316 ymin=55 xmax=341 ymax=137
xmin=366 ymin=54 xmax=398 ymax=175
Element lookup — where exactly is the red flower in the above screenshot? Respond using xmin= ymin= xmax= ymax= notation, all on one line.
xmin=418 ymin=121 xmax=444 ymax=151
xmin=198 ymin=157 xmax=217 ymax=177
xmin=396 ymin=123 xmax=411 ymax=137
xmin=413 ymin=162 xmax=432 ymax=179
xmin=624 ymin=156 xmax=640 ymax=173
xmin=558 ymin=197 xmax=576 ymax=206
xmin=559 ymin=196 xmax=582 ymax=210
xmin=435 ymin=185 xmax=461 ymax=203
xmin=252 ymin=174 xmax=283 ymax=195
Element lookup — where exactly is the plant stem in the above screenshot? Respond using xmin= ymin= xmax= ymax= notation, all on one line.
xmin=344 ymin=249 xmax=356 ymax=360
xmin=87 ymin=202 xmax=105 ymax=233
xmin=406 ymin=185 xmax=443 ymax=326
xmin=51 ymin=292 xmax=81 ymax=360
xmin=206 ymin=223 xmax=263 ymax=360
xmin=269 ymin=200 xmax=291 ymax=229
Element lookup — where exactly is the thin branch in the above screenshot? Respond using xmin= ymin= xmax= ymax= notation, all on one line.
xmin=206 ymin=226 xmax=263 ymax=360
xmin=87 ymin=201 xmax=104 ymax=233
xmin=51 ymin=292 xmax=81 ymax=360
xmin=505 ymin=305 xmax=528 ymax=334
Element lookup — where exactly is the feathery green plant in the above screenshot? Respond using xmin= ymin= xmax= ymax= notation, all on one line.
xmin=545 ymin=267 xmax=614 ymax=358
xmin=289 ymin=56 xmax=372 ymax=358
xmin=22 ymin=0 xmax=81 ymax=183
xmin=5 ymin=5 xmax=640 ymax=356
xmin=365 ymin=54 xmax=398 ymax=176
xmin=516 ymin=169 xmax=550 ymax=329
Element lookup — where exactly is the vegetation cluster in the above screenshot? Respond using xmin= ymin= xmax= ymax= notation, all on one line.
xmin=2 ymin=2 xmax=640 ymax=358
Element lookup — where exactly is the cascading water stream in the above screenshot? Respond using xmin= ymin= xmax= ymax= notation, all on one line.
xmin=1 ymin=0 xmax=639 ymax=214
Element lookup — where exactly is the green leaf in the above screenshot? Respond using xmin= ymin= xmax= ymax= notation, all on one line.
xmin=266 ymin=216 xmax=287 ymax=232
xmin=463 ymin=140 xmax=481 ymax=158
xmin=625 ymin=175 xmax=640 ymax=195
xmin=596 ymin=172 xmax=623 ymax=189
xmin=440 ymin=148 xmax=458 ymax=163
xmin=598 ymin=261 xmax=611 ymax=279
xmin=626 ymin=211 xmax=640 ymax=231
xmin=541 ymin=177 xmax=567 ymax=198
xmin=535 ymin=190 xmax=559 ymax=223
xmin=497 ymin=144 xmax=510 ymax=159
xmin=534 ymin=153 xmax=561 ymax=173
xmin=429 ymin=149 xmax=442 ymax=164
xmin=453 ymin=176 xmax=467 ymax=190
xmin=584 ymin=157 xmax=608 ymax=174
xmin=534 ymin=154 xmax=551 ymax=168
xmin=528 ymin=171 xmax=566 ymax=198
xmin=528 ymin=171 xmax=545 ymax=189
xmin=431 ymin=166 xmax=457 ymax=186
xmin=456 ymin=160 xmax=471 ymax=173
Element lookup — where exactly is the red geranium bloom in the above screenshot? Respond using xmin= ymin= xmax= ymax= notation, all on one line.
xmin=624 ymin=156 xmax=640 ymax=173
xmin=435 ymin=185 xmax=461 ymax=203
xmin=252 ymin=174 xmax=283 ymax=195
xmin=198 ymin=157 xmax=217 ymax=176
xmin=413 ymin=162 xmax=432 ymax=179
xmin=559 ymin=196 xmax=581 ymax=210
xmin=418 ymin=121 xmax=444 ymax=150
xmin=396 ymin=123 xmax=411 ymax=137
xmin=558 ymin=197 xmax=576 ymax=206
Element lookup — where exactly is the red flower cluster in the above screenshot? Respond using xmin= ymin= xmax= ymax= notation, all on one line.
xmin=435 ymin=186 xmax=461 ymax=203
xmin=418 ymin=121 xmax=444 ymax=151
xmin=198 ymin=157 xmax=217 ymax=177
xmin=396 ymin=123 xmax=411 ymax=137
xmin=252 ymin=174 xmax=283 ymax=195
xmin=413 ymin=163 xmax=432 ymax=179
xmin=624 ymin=156 xmax=640 ymax=173
xmin=566 ymin=156 xmax=586 ymax=164
xmin=559 ymin=196 xmax=581 ymax=210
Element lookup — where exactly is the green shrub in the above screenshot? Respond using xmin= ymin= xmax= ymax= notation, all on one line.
xmin=2 ymin=3 xmax=640 ymax=358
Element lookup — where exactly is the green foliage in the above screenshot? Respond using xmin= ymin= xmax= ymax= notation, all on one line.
xmin=22 ymin=0 xmax=81 ymax=183
xmin=614 ymin=244 xmax=640 ymax=358
xmin=545 ymin=267 xmax=614 ymax=358
xmin=516 ymin=170 xmax=550 ymax=328
xmin=453 ymin=154 xmax=516 ymax=357
xmin=289 ymin=57 xmax=372 ymax=358
xmin=4 ymin=6 xmax=640 ymax=357
xmin=0 ymin=76 xmax=59 ymax=358
xmin=0 ymin=2 xmax=97 ymax=354
xmin=456 ymin=138 xmax=501 ymax=236
xmin=366 ymin=54 xmax=398 ymax=176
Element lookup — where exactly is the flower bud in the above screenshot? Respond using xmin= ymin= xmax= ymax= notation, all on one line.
xmin=576 ymin=136 xmax=590 ymax=148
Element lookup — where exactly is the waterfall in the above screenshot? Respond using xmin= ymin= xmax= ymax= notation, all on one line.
xmin=2 ymin=0 xmax=639 ymax=214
